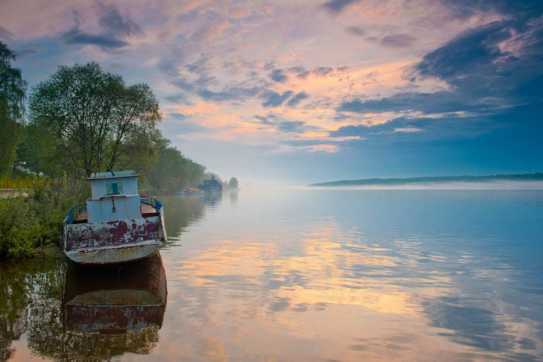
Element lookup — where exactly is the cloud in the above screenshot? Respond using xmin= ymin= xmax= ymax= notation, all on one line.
xmin=286 ymin=91 xmax=309 ymax=107
xmin=270 ymin=69 xmax=287 ymax=82
xmin=393 ymin=127 xmax=423 ymax=133
xmin=98 ymin=4 xmax=141 ymax=37
xmin=198 ymin=86 xmax=261 ymax=102
xmin=277 ymin=120 xmax=306 ymax=133
xmin=416 ymin=16 xmax=543 ymax=102
xmin=255 ymin=114 xmax=319 ymax=135
xmin=170 ymin=112 xmax=188 ymax=121
xmin=322 ymin=0 xmax=361 ymax=14
xmin=381 ymin=33 xmax=416 ymax=48
xmin=62 ymin=5 xmax=141 ymax=49
xmin=0 ymin=25 xmax=13 ymax=41
xmin=337 ymin=9 xmax=543 ymax=141
xmin=345 ymin=26 xmax=365 ymax=36
xmin=338 ymin=92 xmax=478 ymax=114
xmin=441 ymin=0 xmax=543 ymax=21
xmin=190 ymin=18 xmax=230 ymax=42
xmin=161 ymin=56 xmax=264 ymax=103
xmin=63 ymin=28 xmax=127 ymax=48
xmin=261 ymin=90 xmax=294 ymax=107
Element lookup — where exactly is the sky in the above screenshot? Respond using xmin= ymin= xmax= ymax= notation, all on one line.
xmin=1 ymin=0 xmax=542 ymax=183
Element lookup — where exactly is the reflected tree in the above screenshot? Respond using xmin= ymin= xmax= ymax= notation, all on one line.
xmin=161 ymin=196 xmax=206 ymax=240
xmin=0 ymin=257 xmax=63 ymax=360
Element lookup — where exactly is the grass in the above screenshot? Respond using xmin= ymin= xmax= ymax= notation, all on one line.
xmin=0 ymin=175 xmax=48 ymax=190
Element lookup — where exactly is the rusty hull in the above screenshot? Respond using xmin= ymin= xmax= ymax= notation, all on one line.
xmin=64 ymin=216 xmax=165 ymax=265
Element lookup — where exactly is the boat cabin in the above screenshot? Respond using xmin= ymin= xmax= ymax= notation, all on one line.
xmin=87 ymin=171 xmax=142 ymax=223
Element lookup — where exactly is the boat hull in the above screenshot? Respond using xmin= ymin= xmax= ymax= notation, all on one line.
xmin=64 ymin=240 xmax=161 ymax=265
xmin=63 ymin=213 xmax=166 ymax=265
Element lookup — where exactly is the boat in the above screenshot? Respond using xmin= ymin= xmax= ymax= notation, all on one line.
xmin=198 ymin=176 xmax=223 ymax=193
xmin=63 ymin=170 xmax=167 ymax=265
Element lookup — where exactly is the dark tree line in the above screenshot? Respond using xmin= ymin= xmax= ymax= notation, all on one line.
xmin=0 ymin=42 xmax=26 ymax=176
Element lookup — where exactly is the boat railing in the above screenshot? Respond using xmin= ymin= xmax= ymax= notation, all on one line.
xmin=141 ymin=197 xmax=163 ymax=211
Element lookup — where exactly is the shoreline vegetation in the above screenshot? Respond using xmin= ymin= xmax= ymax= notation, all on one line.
xmin=311 ymin=172 xmax=543 ymax=187
xmin=0 ymin=41 xmax=225 ymax=259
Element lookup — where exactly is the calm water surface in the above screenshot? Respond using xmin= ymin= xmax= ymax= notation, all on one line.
xmin=1 ymin=189 xmax=542 ymax=361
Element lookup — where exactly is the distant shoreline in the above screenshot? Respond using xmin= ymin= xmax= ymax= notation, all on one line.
xmin=310 ymin=173 xmax=543 ymax=187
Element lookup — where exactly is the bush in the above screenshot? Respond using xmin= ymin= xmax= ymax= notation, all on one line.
xmin=0 ymin=178 xmax=88 ymax=259
xmin=0 ymin=198 xmax=38 ymax=257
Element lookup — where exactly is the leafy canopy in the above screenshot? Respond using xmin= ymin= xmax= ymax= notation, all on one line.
xmin=29 ymin=62 xmax=160 ymax=176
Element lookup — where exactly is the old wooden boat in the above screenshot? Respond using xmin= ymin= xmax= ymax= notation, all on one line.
xmin=63 ymin=170 xmax=167 ymax=265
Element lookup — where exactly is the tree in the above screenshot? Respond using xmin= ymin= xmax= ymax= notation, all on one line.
xmin=0 ymin=42 xmax=25 ymax=120
xmin=228 ymin=177 xmax=239 ymax=189
xmin=0 ymin=42 xmax=26 ymax=176
xmin=29 ymin=62 xmax=160 ymax=177
xmin=147 ymin=136 xmax=206 ymax=194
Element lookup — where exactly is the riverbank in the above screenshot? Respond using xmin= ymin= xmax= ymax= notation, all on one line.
xmin=0 ymin=180 xmax=87 ymax=259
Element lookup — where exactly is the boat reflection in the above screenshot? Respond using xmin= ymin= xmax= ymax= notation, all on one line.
xmin=201 ymin=190 xmax=223 ymax=207
xmin=62 ymin=254 xmax=167 ymax=352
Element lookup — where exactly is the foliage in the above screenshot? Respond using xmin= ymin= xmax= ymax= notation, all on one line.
xmin=0 ymin=42 xmax=26 ymax=177
xmin=0 ymin=42 xmax=25 ymax=120
xmin=146 ymin=136 xmax=206 ymax=194
xmin=115 ymin=128 xmax=162 ymax=182
xmin=0 ymin=100 xmax=18 ymax=176
xmin=0 ymin=179 xmax=88 ymax=259
xmin=29 ymin=62 xmax=160 ymax=177
xmin=16 ymin=123 xmax=64 ymax=177
xmin=0 ymin=175 xmax=47 ymax=189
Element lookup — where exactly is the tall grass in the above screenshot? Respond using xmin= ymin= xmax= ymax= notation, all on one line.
xmin=0 ymin=176 xmax=48 ymax=190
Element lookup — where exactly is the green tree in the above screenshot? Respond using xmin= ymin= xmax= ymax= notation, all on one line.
xmin=0 ymin=42 xmax=26 ymax=176
xmin=147 ymin=137 xmax=205 ymax=194
xmin=29 ymin=62 xmax=160 ymax=177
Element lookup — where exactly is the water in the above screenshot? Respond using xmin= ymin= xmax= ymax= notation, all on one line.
xmin=1 ymin=188 xmax=542 ymax=361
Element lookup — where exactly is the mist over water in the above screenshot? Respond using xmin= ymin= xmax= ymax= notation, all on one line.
xmin=309 ymin=181 xmax=543 ymax=190
xmin=1 ymin=188 xmax=543 ymax=361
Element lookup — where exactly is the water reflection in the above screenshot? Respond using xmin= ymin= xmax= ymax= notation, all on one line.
xmin=64 ymin=254 xmax=167 ymax=334
xmin=158 ymin=190 xmax=543 ymax=361
xmin=201 ymin=191 xmax=223 ymax=207
xmin=161 ymin=196 xmax=205 ymax=241
xmin=57 ymin=255 xmax=167 ymax=359
xmin=1 ymin=190 xmax=543 ymax=361
xmin=161 ymin=193 xmax=222 ymax=241
xmin=0 ymin=254 xmax=167 ymax=361
xmin=0 ymin=257 xmax=64 ymax=361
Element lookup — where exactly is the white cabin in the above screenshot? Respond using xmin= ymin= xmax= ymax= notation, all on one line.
xmin=86 ymin=171 xmax=141 ymax=223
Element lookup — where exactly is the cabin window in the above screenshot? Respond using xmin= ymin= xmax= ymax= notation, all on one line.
xmin=106 ymin=181 xmax=123 ymax=195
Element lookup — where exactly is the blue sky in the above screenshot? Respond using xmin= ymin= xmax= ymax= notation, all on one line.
xmin=1 ymin=0 xmax=542 ymax=183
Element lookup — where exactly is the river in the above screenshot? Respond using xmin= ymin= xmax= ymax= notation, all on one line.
xmin=1 ymin=188 xmax=542 ymax=361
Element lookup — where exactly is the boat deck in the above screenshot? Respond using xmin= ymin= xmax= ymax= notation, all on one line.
xmin=74 ymin=203 xmax=159 ymax=223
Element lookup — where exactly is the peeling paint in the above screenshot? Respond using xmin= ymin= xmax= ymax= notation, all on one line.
xmin=65 ymin=217 xmax=163 ymax=252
